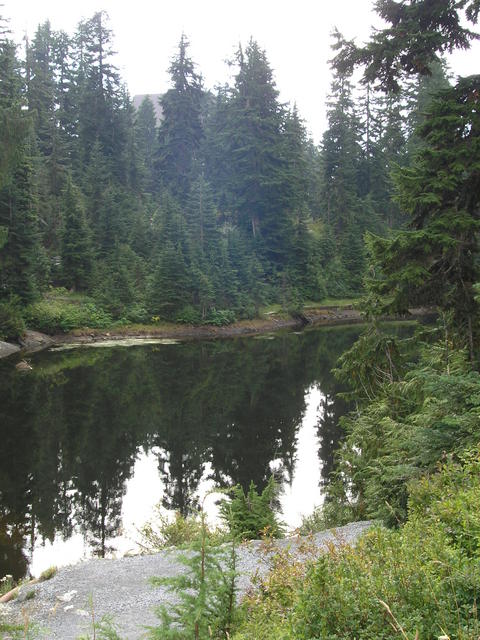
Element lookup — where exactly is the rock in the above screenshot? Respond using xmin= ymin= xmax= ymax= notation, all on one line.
xmin=19 ymin=330 xmax=54 ymax=354
xmin=56 ymin=590 xmax=77 ymax=603
xmin=16 ymin=586 xmax=36 ymax=603
xmin=0 ymin=341 xmax=20 ymax=359
xmin=16 ymin=360 xmax=33 ymax=372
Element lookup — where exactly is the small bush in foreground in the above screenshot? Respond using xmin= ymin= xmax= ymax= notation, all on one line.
xmin=219 ymin=477 xmax=284 ymax=540
xmin=38 ymin=566 xmax=57 ymax=582
xmin=139 ymin=509 xmax=228 ymax=551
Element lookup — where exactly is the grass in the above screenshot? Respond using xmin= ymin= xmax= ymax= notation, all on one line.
xmin=260 ymin=298 xmax=359 ymax=316
xmin=304 ymin=297 xmax=360 ymax=308
xmin=38 ymin=566 xmax=57 ymax=582
xmin=0 ymin=575 xmax=14 ymax=598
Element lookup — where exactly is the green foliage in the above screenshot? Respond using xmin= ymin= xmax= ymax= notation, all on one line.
xmin=409 ymin=448 xmax=480 ymax=558
xmin=233 ymin=449 xmax=480 ymax=640
xmin=232 ymin=540 xmax=318 ymax=640
xmin=0 ymin=225 xmax=7 ymax=249
xmin=38 ymin=566 xmax=57 ymax=582
xmin=76 ymin=614 xmax=124 ymax=640
xmin=61 ymin=177 xmax=93 ymax=291
xmin=0 ymin=621 xmax=39 ymax=640
xmin=333 ymin=0 xmax=480 ymax=92
xmin=148 ymin=510 xmax=238 ymax=640
xmin=203 ymin=309 xmax=236 ymax=326
xmin=0 ymin=574 xmax=14 ymax=597
xmin=25 ymin=288 xmax=112 ymax=333
xmin=219 ymin=477 xmax=284 ymax=540
xmin=0 ymin=296 xmax=25 ymax=340
xmin=328 ymin=328 xmax=480 ymax=526
xmin=156 ymin=34 xmax=204 ymax=198
xmin=139 ymin=509 xmax=227 ymax=551
xmin=175 ymin=305 xmax=202 ymax=325
xmin=364 ymin=75 xmax=480 ymax=353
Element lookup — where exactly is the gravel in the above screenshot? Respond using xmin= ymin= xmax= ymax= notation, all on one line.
xmin=1 ymin=521 xmax=372 ymax=639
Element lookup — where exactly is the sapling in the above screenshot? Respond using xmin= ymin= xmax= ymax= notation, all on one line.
xmin=147 ymin=492 xmax=238 ymax=640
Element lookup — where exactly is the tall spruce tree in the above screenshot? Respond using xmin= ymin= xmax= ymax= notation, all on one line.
xmin=156 ymin=34 xmax=204 ymax=199
xmin=320 ymin=39 xmax=366 ymax=293
xmin=61 ymin=177 xmax=93 ymax=291
xmin=135 ymin=95 xmax=157 ymax=192
xmin=211 ymin=40 xmax=295 ymax=266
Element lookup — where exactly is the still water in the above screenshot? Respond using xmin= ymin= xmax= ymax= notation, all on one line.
xmin=0 ymin=325 xmax=395 ymax=579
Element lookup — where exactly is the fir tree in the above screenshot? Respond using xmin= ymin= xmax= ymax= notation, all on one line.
xmin=156 ymin=34 xmax=204 ymax=198
xmin=135 ymin=95 xmax=157 ymax=192
xmin=61 ymin=177 xmax=93 ymax=291
xmin=366 ymin=75 xmax=480 ymax=356
xmin=0 ymin=157 xmax=44 ymax=302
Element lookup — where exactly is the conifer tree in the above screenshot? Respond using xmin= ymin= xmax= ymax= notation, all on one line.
xmin=135 ymin=95 xmax=157 ymax=192
xmin=367 ymin=75 xmax=480 ymax=355
xmin=61 ymin=177 xmax=93 ymax=291
xmin=156 ymin=34 xmax=204 ymax=198
xmin=333 ymin=0 xmax=480 ymax=92
xmin=0 ymin=157 xmax=44 ymax=302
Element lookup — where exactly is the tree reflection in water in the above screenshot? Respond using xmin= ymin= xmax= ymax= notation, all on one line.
xmin=0 ymin=325 xmax=410 ymax=577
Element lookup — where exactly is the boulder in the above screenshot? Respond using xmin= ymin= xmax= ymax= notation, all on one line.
xmin=0 ymin=341 xmax=20 ymax=359
xmin=19 ymin=330 xmax=54 ymax=354
xmin=16 ymin=360 xmax=33 ymax=372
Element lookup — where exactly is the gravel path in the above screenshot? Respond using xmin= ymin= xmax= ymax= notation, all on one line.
xmin=1 ymin=521 xmax=372 ymax=639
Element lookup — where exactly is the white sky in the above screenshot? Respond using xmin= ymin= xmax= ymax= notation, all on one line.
xmin=3 ymin=0 xmax=480 ymax=143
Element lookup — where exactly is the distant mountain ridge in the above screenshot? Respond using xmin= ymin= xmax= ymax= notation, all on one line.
xmin=132 ymin=94 xmax=163 ymax=124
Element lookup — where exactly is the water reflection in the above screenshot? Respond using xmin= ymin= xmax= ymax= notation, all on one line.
xmin=0 ymin=325 xmax=401 ymax=578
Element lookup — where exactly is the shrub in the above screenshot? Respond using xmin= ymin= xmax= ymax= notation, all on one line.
xmin=122 ymin=304 xmax=149 ymax=324
xmin=25 ymin=295 xmax=112 ymax=333
xmin=232 ymin=448 xmax=480 ymax=640
xmin=175 ymin=305 xmax=202 ymax=325
xmin=39 ymin=566 xmax=57 ymax=582
xmin=139 ymin=509 xmax=227 ymax=551
xmin=203 ymin=309 xmax=236 ymax=326
xmin=219 ymin=477 xmax=284 ymax=540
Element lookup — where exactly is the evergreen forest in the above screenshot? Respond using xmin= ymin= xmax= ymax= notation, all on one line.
xmin=0 ymin=7 xmax=455 ymax=336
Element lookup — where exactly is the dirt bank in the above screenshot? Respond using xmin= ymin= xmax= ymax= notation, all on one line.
xmin=52 ymin=306 xmax=430 ymax=347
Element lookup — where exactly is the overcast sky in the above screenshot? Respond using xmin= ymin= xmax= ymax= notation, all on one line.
xmin=3 ymin=0 xmax=480 ymax=142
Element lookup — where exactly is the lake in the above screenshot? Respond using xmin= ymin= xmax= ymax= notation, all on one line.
xmin=0 ymin=324 xmax=407 ymax=579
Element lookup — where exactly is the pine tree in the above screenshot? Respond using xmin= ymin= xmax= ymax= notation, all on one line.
xmin=321 ymin=46 xmax=362 ymax=235
xmin=320 ymin=38 xmax=366 ymax=294
xmin=0 ymin=17 xmax=31 ymax=189
xmin=148 ymin=241 xmax=191 ymax=320
xmin=75 ymin=11 xmax=125 ymax=174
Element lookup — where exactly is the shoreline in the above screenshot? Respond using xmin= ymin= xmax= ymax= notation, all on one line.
xmin=51 ymin=305 xmax=367 ymax=346
xmin=1 ymin=306 xmax=433 ymax=359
